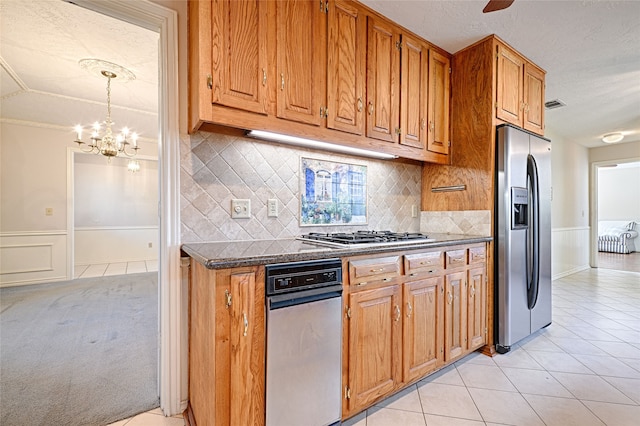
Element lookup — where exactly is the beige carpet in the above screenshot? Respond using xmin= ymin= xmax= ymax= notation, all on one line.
xmin=0 ymin=273 xmax=158 ymax=426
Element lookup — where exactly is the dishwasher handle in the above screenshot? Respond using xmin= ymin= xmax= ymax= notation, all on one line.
xmin=268 ymin=284 xmax=342 ymax=310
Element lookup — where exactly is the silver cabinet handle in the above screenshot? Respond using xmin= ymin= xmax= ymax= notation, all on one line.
xmin=407 ymin=302 xmax=413 ymax=318
xmin=243 ymin=312 xmax=248 ymax=337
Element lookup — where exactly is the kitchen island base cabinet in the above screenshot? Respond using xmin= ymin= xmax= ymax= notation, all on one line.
xmin=187 ymin=262 xmax=265 ymax=426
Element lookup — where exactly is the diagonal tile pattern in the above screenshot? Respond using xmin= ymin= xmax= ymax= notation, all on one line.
xmin=344 ymin=268 xmax=640 ymax=426
xmin=180 ymin=132 xmax=422 ymax=242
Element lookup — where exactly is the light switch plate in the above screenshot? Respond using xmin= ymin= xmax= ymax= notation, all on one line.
xmin=267 ymin=199 xmax=278 ymax=217
xmin=231 ymin=199 xmax=251 ymax=219
xmin=411 ymin=205 xmax=418 ymax=218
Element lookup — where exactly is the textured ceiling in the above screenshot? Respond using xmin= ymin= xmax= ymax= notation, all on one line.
xmin=0 ymin=0 xmax=158 ymax=141
xmin=1 ymin=0 xmax=639 ymax=149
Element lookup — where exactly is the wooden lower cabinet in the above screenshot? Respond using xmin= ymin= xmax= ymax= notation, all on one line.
xmin=343 ymin=242 xmax=489 ymax=420
xmin=188 ymin=262 xmax=265 ymax=426
xmin=346 ymin=285 xmax=402 ymax=413
xmin=444 ymin=270 xmax=467 ymax=361
xmin=467 ymin=265 xmax=488 ymax=350
xmin=403 ymin=276 xmax=444 ymax=383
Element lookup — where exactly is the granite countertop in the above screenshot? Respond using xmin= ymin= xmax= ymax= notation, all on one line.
xmin=181 ymin=233 xmax=493 ymax=269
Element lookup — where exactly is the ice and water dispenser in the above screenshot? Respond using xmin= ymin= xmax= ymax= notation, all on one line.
xmin=511 ymin=187 xmax=528 ymax=229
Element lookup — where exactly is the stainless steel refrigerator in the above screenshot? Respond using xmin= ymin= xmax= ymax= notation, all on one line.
xmin=495 ymin=124 xmax=552 ymax=354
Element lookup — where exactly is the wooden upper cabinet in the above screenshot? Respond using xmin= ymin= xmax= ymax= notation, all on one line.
xmin=400 ymin=34 xmax=428 ymax=149
xmin=211 ymin=0 xmax=268 ymax=114
xmin=523 ymin=63 xmax=545 ymax=134
xmin=428 ymin=50 xmax=450 ymax=155
xmin=366 ymin=15 xmax=400 ymax=143
xmin=276 ymin=0 xmax=326 ymax=126
xmin=496 ymin=42 xmax=546 ymax=135
xmin=496 ymin=44 xmax=524 ymax=127
xmin=327 ymin=0 xmax=366 ymax=135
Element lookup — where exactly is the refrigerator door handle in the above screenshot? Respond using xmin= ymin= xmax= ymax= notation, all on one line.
xmin=527 ymin=154 xmax=540 ymax=309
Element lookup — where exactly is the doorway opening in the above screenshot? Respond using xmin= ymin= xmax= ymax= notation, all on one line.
xmin=591 ymin=160 xmax=640 ymax=273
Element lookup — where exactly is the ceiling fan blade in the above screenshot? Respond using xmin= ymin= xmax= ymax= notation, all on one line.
xmin=483 ymin=0 xmax=515 ymax=13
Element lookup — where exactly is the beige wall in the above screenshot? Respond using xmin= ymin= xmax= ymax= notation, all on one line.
xmin=589 ymin=140 xmax=640 ymax=164
xmin=545 ymin=129 xmax=590 ymax=229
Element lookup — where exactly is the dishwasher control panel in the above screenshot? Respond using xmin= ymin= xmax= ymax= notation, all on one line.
xmin=265 ymin=258 xmax=342 ymax=296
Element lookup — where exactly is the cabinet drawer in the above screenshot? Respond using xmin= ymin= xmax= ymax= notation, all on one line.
xmin=469 ymin=246 xmax=487 ymax=264
xmin=349 ymin=256 xmax=401 ymax=286
xmin=404 ymin=251 xmax=444 ymax=276
xmin=445 ymin=249 xmax=467 ymax=269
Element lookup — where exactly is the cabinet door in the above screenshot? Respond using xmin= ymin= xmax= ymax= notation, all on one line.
xmin=366 ymin=15 xmax=400 ymax=143
xmin=496 ymin=44 xmax=524 ymax=127
xmin=403 ymin=277 xmax=444 ymax=383
xmin=215 ymin=268 xmax=265 ymax=426
xmin=444 ymin=270 xmax=467 ymax=361
xmin=327 ymin=0 xmax=366 ymax=135
xmin=347 ymin=285 xmax=401 ymax=412
xmin=211 ymin=0 xmax=268 ymax=114
xmin=467 ymin=266 xmax=487 ymax=350
xmin=400 ymin=34 xmax=428 ymax=149
xmin=428 ymin=49 xmax=450 ymax=155
xmin=523 ymin=63 xmax=545 ymax=135
xmin=276 ymin=0 xmax=326 ymax=126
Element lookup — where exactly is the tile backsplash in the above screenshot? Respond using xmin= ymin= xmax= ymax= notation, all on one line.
xmin=420 ymin=210 xmax=491 ymax=236
xmin=180 ymin=131 xmax=422 ymax=242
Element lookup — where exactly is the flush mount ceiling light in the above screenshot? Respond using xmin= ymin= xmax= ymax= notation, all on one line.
xmin=602 ymin=132 xmax=624 ymax=144
xmin=245 ymin=130 xmax=398 ymax=160
xmin=73 ymin=59 xmax=140 ymax=160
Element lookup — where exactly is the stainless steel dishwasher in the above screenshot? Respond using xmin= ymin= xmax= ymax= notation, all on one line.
xmin=265 ymin=258 xmax=343 ymax=426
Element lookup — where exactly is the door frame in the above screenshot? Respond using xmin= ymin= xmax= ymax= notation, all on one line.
xmin=589 ymin=158 xmax=640 ymax=268
xmin=69 ymin=0 xmax=183 ymax=416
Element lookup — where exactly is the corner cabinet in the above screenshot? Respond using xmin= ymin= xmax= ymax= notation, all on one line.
xmin=342 ymin=242 xmax=489 ymax=419
xmin=189 ymin=0 xmax=451 ymax=164
xmin=187 ymin=262 xmax=265 ymax=426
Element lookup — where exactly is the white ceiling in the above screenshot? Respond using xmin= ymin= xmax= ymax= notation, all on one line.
xmin=1 ymin=0 xmax=639 ymax=149
xmin=0 ymin=0 xmax=159 ymax=141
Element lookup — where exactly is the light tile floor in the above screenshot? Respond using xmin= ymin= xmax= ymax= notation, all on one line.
xmin=344 ymin=267 xmax=640 ymax=426
xmin=112 ymin=267 xmax=640 ymax=426
xmin=74 ymin=260 xmax=158 ymax=278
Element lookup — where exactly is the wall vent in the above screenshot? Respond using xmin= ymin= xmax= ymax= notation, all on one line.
xmin=545 ymin=99 xmax=566 ymax=110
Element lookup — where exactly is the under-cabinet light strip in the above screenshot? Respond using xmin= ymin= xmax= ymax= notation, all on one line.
xmin=245 ymin=130 xmax=398 ymax=160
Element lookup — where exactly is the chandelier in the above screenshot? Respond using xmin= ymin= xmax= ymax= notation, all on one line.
xmin=73 ymin=59 xmax=140 ymax=162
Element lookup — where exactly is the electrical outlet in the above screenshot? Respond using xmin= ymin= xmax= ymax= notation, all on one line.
xmin=45 ymin=207 xmax=53 ymax=216
xmin=148 ymin=242 xmax=153 ymax=248
xmin=411 ymin=205 xmax=418 ymax=218
xmin=267 ymin=199 xmax=278 ymax=217
xmin=231 ymin=199 xmax=251 ymax=219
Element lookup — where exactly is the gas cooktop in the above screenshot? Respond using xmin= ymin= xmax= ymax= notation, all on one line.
xmin=297 ymin=230 xmax=435 ymax=248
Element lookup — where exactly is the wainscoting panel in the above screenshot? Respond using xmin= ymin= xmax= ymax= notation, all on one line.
xmin=552 ymin=227 xmax=591 ymax=279
xmin=0 ymin=232 xmax=68 ymax=287
xmin=74 ymin=227 xmax=159 ymax=265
